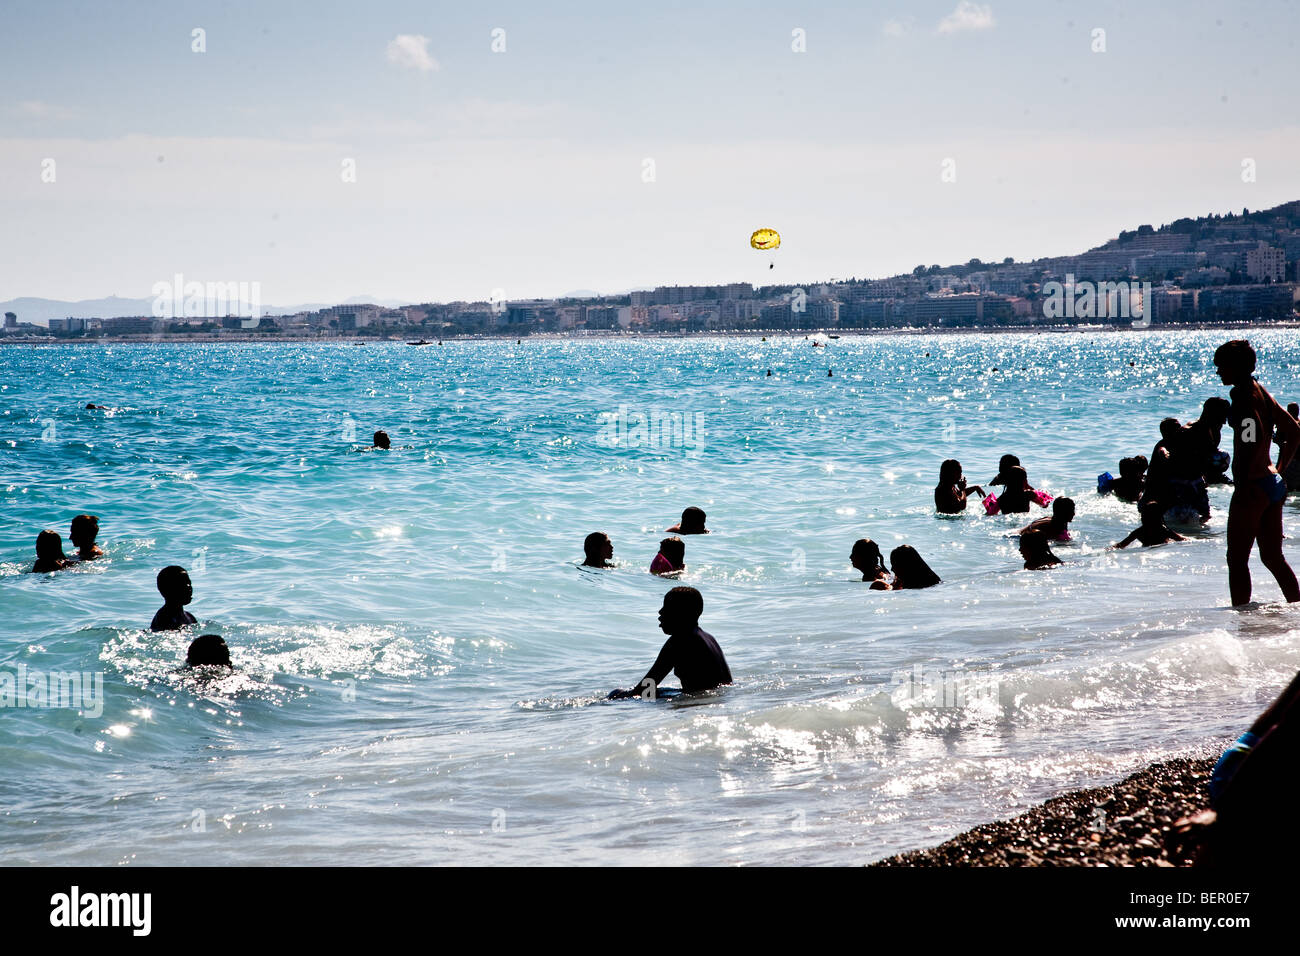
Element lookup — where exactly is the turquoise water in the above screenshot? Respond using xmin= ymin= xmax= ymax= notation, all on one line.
xmin=3 ymin=330 xmax=1299 ymax=865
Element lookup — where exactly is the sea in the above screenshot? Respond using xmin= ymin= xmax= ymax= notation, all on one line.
xmin=2 ymin=329 xmax=1298 ymax=865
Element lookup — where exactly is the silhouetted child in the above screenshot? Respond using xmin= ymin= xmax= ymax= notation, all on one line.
xmin=1277 ymin=402 xmax=1300 ymax=492
xmin=667 ymin=506 xmax=708 ymax=534
xmin=1114 ymin=502 xmax=1187 ymax=549
xmin=985 ymin=465 xmax=1049 ymax=515
xmin=889 ymin=545 xmax=941 ymax=589
xmin=582 ymin=531 xmax=614 ymax=568
xmin=1112 ymin=455 xmax=1148 ymax=502
xmin=934 ymin=459 xmax=985 ymax=514
xmin=650 ymin=536 xmax=685 ymax=576
xmin=1019 ymin=529 xmax=1061 ymax=570
xmin=850 ymin=538 xmax=891 ymax=589
xmin=185 ymin=634 xmax=232 ymax=669
xmin=151 ymin=565 xmax=197 ymax=632
xmin=607 ymin=586 xmax=732 ymax=698
xmin=32 ymin=530 xmax=72 ymax=573
xmin=70 ymin=514 xmax=104 ymax=560
xmin=988 ymin=454 xmax=1022 ymax=487
xmin=1020 ymin=497 xmax=1075 ymax=542
xmin=372 ymin=430 xmax=391 ymax=449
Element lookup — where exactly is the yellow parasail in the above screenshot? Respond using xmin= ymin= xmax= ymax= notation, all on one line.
xmin=750 ymin=228 xmax=781 ymax=250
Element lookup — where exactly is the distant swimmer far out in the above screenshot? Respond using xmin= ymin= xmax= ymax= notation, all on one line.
xmin=889 ymin=545 xmax=941 ymax=589
xmin=70 ymin=513 xmax=104 ymax=560
xmin=934 ymin=459 xmax=985 ymax=514
xmin=1019 ymin=529 xmax=1061 ymax=570
xmin=667 ymin=506 xmax=708 ymax=534
xmin=607 ymin=586 xmax=732 ymax=699
xmin=1214 ymin=339 xmax=1300 ymax=605
xmin=650 ymin=536 xmax=686 ymax=576
xmin=151 ymin=565 xmax=198 ymax=632
xmin=31 ymin=530 xmax=73 ymax=573
xmin=582 ymin=532 xmax=614 ymax=568
xmin=372 ymin=430 xmax=391 ymax=450
xmin=850 ymin=538 xmax=891 ymax=589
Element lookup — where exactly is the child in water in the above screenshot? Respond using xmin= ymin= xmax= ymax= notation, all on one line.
xmin=151 ymin=565 xmax=198 ymax=632
xmin=1019 ymin=497 xmax=1075 ymax=542
xmin=31 ymin=530 xmax=73 ymax=573
xmin=850 ymin=538 xmax=891 ymax=589
xmin=889 ymin=545 xmax=941 ymax=589
xmin=70 ymin=514 xmax=104 ymax=560
xmin=667 ymin=506 xmax=708 ymax=534
xmin=988 ymin=454 xmax=1023 ymax=487
xmin=1019 ymin=529 xmax=1061 ymax=570
xmin=607 ymin=586 xmax=732 ymax=698
xmin=185 ymin=634 xmax=232 ymax=669
xmin=582 ymin=532 xmax=614 ymax=568
xmin=934 ymin=459 xmax=985 ymax=514
xmin=1112 ymin=455 xmax=1148 ymax=502
xmin=1113 ymin=502 xmax=1187 ymax=549
xmin=650 ymin=537 xmax=686 ymax=576
xmin=372 ymin=430 xmax=391 ymax=450
xmin=985 ymin=465 xmax=1049 ymax=515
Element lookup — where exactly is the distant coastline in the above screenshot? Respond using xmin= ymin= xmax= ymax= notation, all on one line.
xmin=4 ymin=319 xmax=1298 ymax=346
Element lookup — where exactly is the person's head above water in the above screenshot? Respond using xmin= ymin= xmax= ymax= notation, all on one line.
xmin=1019 ymin=529 xmax=1054 ymax=563
xmin=658 ymin=585 xmax=704 ymax=634
xmin=938 ymin=459 xmax=963 ymax=486
xmin=1288 ymin=402 xmax=1299 ymax=420
xmin=1139 ymin=501 xmax=1166 ymax=527
xmin=1004 ymin=464 xmax=1030 ymax=491
xmin=850 ymin=537 xmax=885 ymax=577
xmin=889 ymin=545 xmax=941 ymax=589
xmin=70 ymin=514 xmax=99 ymax=552
xmin=1159 ymin=417 xmax=1183 ymax=443
xmin=658 ymin=536 xmax=686 ymax=568
xmin=672 ymin=506 xmax=707 ymax=534
xmin=583 ymin=531 xmax=613 ymax=567
xmin=185 ymin=634 xmax=231 ymax=668
xmin=991 ymin=454 xmax=1021 ymax=484
xmin=372 ymin=430 xmax=391 ymax=449
xmin=1213 ymin=339 xmax=1256 ymax=386
xmin=157 ymin=565 xmax=193 ymax=606
xmin=34 ymin=530 xmax=69 ymax=570
xmin=1052 ymin=497 xmax=1075 ymax=523
xmin=1119 ymin=455 xmax=1148 ymax=480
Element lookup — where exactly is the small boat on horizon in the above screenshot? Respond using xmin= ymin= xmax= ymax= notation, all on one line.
xmin=406 ymin=339 xmax=433 ymax=346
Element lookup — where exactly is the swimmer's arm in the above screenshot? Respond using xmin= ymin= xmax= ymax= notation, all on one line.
xmin=1272 ymin=394 xmax=1300 ymax=472
xmin=1112 ymin=530 xmax=1140 ymax=550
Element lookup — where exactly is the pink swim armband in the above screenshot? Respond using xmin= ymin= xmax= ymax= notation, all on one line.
xmin=1032 ymin=489 xmax=1054 ymax=507
xmin=983 ymin=494 xmax=999 ymax=515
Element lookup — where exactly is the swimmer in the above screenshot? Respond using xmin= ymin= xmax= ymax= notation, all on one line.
xmin=582 ymin=531 xmax=614 ymax=568
xmin=372 ymin=430 xmax=391 ymax=450
xmin=31 ymin=530 xmax=73 ymax=573
xmin=1191 ymin=397 xmax=1233 ymax=485
xmin=1275 ymin=401 xmax=1300 ymax=491
xmin=990 ymin=465 xmax=1047 ymax=514
xmin=889 ymin=545 xmax=941 ymax=589
xmin=1019 ymin=529 xmax=1061 ymax=570
xmin=70 ymin=514 xmax=104 ymax=560
xmin=1019 ymin=497 xmax=1075 ymax=542
xmin=1215 ymin=340 xmax=1300 ymax=605
xmin=934 ymin=459 xmax=985 ymax=514
xmin=150 ymin=565 xmax=198 ymax=632
xmin=607 ymin=586 xmax=732 ymax=698
xmin=850 ymin=538 xmax=891 ymax=589
xmin=85 ymin=403 xmax=107 ymax=410
xmin=650 ymin=536 xmax=685 ymax=576
xmin=988 ymin=454 xmax=1022 ymax=487
xmin=185 ymin=634 xmax=232 ymax=669
xmin=667 ymin=506 xmax=708 ymax=535
xmin=1113 ymin=502 xmax=1186 ymax=549
xmin=1112 ymin=455 xmax=1148 ymax=502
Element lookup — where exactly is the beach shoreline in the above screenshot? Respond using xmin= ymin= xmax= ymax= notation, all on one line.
xmin=871 ymin=745 xmax=1227 ymax=867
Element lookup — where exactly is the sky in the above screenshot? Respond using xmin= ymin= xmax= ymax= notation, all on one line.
xmin=2 ymin=0 xmax=1299 ymax=306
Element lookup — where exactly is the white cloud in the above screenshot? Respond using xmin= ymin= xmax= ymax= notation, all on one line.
xmin=386 ymin=34 xmax=438 ymax=72
xmin=938 ymin=2 xmax=995 ymax=34
xmin=882 ymin=19 xmax=910 ymax=38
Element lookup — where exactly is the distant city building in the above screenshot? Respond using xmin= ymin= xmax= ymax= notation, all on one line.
xmin=1245 ymin=243 xmax=1286 ymax=283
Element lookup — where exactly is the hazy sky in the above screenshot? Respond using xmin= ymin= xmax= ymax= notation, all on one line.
xmin=3 ymin=0 xmax=1298 ymax=305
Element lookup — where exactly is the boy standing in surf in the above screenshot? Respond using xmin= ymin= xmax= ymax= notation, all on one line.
xmin=1214 ymin=340 xmax=1300 ymax=606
